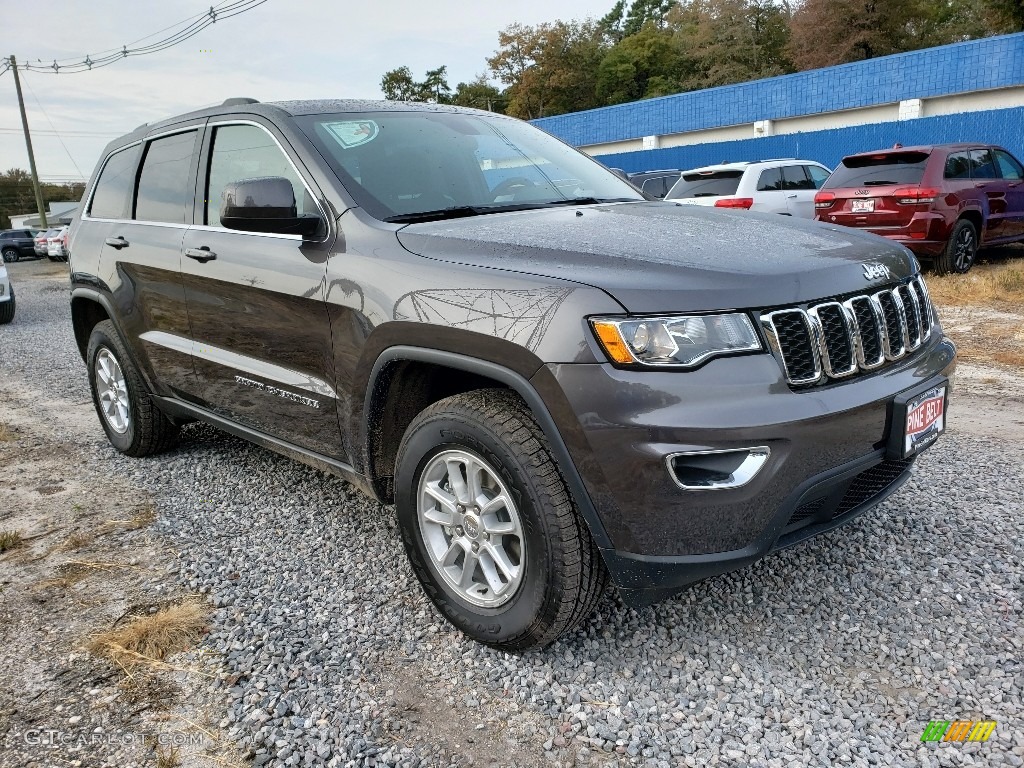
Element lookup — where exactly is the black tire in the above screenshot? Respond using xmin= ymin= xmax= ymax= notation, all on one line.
xmin=935 ymin=219 xmax=977 ymax=275
xmin=0 ymin=286 xmax=14 ymax=325
xmin=395 ymin=389 xmax=607 ymax=651
xmin=2 ymin=248 xmax=18 ymax=263
xmin=86 ymin=319 xmax=179 ymax=456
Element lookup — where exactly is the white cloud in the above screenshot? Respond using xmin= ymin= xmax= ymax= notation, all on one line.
xmin=0 ymin=0 xmax=612 ymax=184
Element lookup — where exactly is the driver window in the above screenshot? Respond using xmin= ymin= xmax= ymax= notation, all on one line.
xmin=206 ymin=124 xmax=314 ymax=227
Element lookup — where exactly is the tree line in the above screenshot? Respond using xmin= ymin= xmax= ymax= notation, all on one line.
xmin=381 ymin=0 xmax=1024 ymax=119
xmin=0 ymin=169 xmax=84 ymax=229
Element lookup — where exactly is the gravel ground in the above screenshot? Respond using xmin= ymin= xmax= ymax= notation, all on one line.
xmin=1 ymin=258 xmax=1022 ymax=767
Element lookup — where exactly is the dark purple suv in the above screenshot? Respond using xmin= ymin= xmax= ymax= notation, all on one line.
xmin=814 ymin=143 xmax=1024 ymax=274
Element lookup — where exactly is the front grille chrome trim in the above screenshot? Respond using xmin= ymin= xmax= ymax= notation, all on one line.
xmin=807 ymin=302 xmax=858 ymax=379
xmin=760 ymin=309 xmax=823 ymax=386
xmin=765 ymin=277 xmax=936 ymax=386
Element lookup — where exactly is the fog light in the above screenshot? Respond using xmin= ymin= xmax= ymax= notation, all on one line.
xmin=666 ymin=447 xmax=770 ymax=490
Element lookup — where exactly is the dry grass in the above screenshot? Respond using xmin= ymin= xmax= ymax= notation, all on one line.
xmin=88 ymin=601 xmax=207 ymax=670
xmin=0 ymin=529 xmax=24 ymax=553
xmin=57 ymin=532 xmax=95 ymax=552
xmin=156 ymin=746 xmax=181 ymax=768
xmin=927 ymin=262 xmax=1024 ymax=310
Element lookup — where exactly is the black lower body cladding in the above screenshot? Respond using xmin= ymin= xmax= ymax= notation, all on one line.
xmin=542 ymin=335 xmax=957 ymax=607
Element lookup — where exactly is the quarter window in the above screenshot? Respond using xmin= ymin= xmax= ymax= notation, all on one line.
xmin=205 ymin=124 xmax=313 ymax=227
xmin=89 ymin=146 xmax=140 ymax=219
xmin=134 ymin=131 xmax=198 ymax=224
xmin=944 ymin=152 xmax=971 ymax=179
xmin=757 ymin=168 xmax=783 ymax=192
xmin=806 ymin=165 xmax=831 ymax=189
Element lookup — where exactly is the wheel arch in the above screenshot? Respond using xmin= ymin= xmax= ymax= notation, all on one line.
xmin=363 ymin=346 xmax=612 ymax=550
xmin=71 ymin=288 xmax=117 ymax=362
xmin=957 ymin=209 xmax=983 ymax=240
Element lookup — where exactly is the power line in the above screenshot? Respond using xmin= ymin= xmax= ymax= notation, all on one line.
xmin=21 ymin=74 xmax=85 ymax=179
xmin=1 ymin=0 xmax=268 ymax=76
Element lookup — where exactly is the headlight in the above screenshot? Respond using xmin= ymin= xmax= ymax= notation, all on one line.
xmin=591 ymin=313 xmax=762 ymax=368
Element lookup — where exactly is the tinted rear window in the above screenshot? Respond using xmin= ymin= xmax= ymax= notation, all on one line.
xmin=667 ymin=170 xmax=743 ymax=199
xmin=134 ymin=131 xmax=197 ymax=224
xmin=824 ymin=152 xmax=930 ymax=188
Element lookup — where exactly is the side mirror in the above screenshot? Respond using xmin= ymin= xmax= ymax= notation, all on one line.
xmin=220 ymin=177 xmax=321 ymax=238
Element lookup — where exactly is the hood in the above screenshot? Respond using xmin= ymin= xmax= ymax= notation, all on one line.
xmin=396 ymin=201 xmax=916 ymax=313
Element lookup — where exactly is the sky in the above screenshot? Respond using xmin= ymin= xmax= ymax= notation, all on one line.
xmin=0 ymin=0 xmax=614 ymax=190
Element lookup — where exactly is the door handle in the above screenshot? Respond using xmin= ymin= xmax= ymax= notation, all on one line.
xmin=104 ymin=236 xmax=129 ymax=249
xmin=975 ymin=183 xmax=988 ymax=189
xmin=786 ymin=194 xmax=798 ymax=198
xmin=185 ymin=247 xmax=217 ymax=263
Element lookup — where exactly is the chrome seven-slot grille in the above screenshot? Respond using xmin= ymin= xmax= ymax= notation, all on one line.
xmin=761 ymin=276 xmax=934 ymax=386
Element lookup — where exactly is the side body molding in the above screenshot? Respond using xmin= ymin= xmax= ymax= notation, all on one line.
xmin=364 ymin=346 xmax=613 ymax=551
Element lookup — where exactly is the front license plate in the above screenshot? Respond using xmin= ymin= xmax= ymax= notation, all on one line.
xmin=902 ymin=385 xmax=946 ymax=457
xmin=851 ymin=199 xmax=875 ymax=213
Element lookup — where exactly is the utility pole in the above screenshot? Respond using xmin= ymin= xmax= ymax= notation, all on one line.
xmin=10 ymin=55 xmax=47 ymax=228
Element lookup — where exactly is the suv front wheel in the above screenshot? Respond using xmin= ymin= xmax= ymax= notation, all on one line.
xmin=87 ymin=320 xmax=180 ymax=456
xmin=1 ymin=248 xmax=18 ymax=263
xmin=395 ymin=389 xmax=607 ymax=651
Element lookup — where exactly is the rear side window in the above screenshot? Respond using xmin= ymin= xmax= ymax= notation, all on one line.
xmin=782 ymin=165 xmax=815 ymax=190
xmin=969 ymin=149 xmax=997 ymax=179
xmin=667 ymin=170 xmax=743 ymax=199
xmin=757 ymin=168 xmax=782 ymax=191
xmin=994 ymin=150 xmax=1024 ymax=180
xmin=134 ymin=131 xmax=198 ymax=224
xmin=824 ymin=152 xmax=929 ymax=188
xmin=205 ymin=124 xmax=314 ymax=227
xmin=89 ymin=146 xmax=139 ymax=219
xmin=944 ymin=152 xmax=971 ymax=179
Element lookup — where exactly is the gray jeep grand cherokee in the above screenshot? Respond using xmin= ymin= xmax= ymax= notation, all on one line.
xmin=68 ymin=99 xmax=956 ymax=650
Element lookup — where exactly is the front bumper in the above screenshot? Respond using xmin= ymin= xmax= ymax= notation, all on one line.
xmin=536 ymin=334 xmax=956 ymax=607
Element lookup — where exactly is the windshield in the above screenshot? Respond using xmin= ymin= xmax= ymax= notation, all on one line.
xmin=666 ymin=170 xmax=743 ymax=199
xmin=296 ymin=111 xmax=643 ymax=222
xmin=824 ymin=152 xmax=930 ymax=188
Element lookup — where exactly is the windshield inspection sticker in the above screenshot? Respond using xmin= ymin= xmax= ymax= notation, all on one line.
xmin=323 ymin=120 xmax=379 ymax=149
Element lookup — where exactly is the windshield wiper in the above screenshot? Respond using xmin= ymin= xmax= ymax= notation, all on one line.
xmin=384 ymin=198 xmax=638 ymax=224
xmin=385 ymin=205 xmax=515 ymax=224
xmin=541 ymin=197 xmax=637 ymax=206
xmin=863 ymin=180 xmax=900 ymax=186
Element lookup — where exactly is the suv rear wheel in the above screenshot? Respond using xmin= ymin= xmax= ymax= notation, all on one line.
xmin=87 ymin=320 xmax=179 ymax=456
xmin=936 ymin=219 xmax=977 ymax=275
xmin=0 ymin=286 xmax=14 ymax=325
xmin=395 ymin=389 xmax=606 ymax=651
xmin=2 ymin=247 xmax=18 ymax=263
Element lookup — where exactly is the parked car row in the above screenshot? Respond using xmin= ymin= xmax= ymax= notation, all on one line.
xmin=0 ymin=225 xmax=69 ymax=262
xmin=621 ymin=142 xmax=1024 ymax=274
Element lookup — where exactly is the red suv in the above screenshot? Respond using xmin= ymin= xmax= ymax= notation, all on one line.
xmin=814 ymin=144 xmax=1024 ymax=274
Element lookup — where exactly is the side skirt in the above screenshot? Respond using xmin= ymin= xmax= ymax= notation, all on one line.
xmin=150 ymin=395 xmax=377 ymax=500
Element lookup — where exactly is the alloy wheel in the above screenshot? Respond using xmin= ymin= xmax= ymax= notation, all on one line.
xmin=417 ymin=449 xmax=526 ymax=608
xmin=954 ymin=227 xmax=976 ymax=272
xmin=95 ymin=348 xmax=130 ymax=434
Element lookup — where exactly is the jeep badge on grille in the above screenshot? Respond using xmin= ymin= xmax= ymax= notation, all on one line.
xmin=863 ymin=262 xmax=892 ymax=281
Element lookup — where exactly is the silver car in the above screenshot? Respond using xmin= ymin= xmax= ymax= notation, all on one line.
xmin=0 ymin=261 xmax=15 ymax=324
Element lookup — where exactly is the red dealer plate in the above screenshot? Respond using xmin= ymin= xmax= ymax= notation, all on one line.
xmin=902 ymin=385 xmax=946 ymax=457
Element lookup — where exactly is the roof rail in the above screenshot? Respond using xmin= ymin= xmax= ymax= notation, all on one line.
xmin=222 ymin=97 xmax=260 ymax=106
